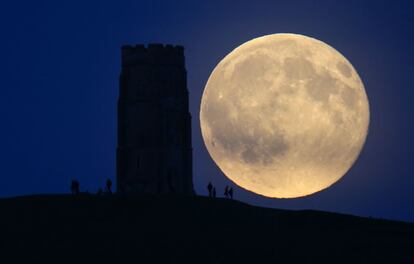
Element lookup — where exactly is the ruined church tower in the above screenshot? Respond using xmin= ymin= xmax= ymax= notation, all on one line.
xmin=117 ymin=44 xmax=194 ymax=195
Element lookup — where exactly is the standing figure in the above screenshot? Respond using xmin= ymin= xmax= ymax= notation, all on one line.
xmin=106 ymin=179 xmax=113 ymax=194
xmin=70 ymin=180 xmax=77 ymax=195
xmin=229 ymin=187 xmax=234 ymax=199
xmin=224 ymin=186 xmax=229 ymax=198
xmin=207 ymin=182 xmax=213 ymax=197
xmin=71 ymin=180 xmax=80 ymax=195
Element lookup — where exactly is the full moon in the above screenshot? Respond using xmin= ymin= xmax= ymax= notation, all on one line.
xmin=200 ymin=33 xmax=369 ymax=198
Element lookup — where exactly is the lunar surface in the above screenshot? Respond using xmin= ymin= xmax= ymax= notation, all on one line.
xmin=200 ymin=33 xmax=369 ymax=198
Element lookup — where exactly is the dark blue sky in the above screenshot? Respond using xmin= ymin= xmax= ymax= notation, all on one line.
xmin=0 ymin=0 xmax=413 ymax=221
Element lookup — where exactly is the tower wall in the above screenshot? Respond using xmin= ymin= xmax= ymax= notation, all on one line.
xmin=117 ymin=44 xmax=194 ymax=195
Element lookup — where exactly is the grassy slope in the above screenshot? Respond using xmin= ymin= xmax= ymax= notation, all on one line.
xmin=0 ymin=194 xmax=412 ymax=263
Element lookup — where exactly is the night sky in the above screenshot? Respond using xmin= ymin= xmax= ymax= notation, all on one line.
xmin=1 ymin=0 xmax=413 ymax=222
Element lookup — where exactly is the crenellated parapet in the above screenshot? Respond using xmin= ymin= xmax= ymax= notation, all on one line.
xmin=121 ymin=43 xmax=185 ymax=68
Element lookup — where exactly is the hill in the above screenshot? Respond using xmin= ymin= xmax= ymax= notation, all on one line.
xmin=0 ymin=194 xmax=412 ymax=263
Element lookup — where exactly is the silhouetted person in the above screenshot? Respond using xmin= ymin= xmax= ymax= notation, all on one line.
xmin=106 ymin=179 xmax=113 ymax=194
xmin=71 ymin=180 xmax=80 ymax=195
xmin=224 ymin=186 xmax=229 ymax=198
xmin=229 ymin=187 xmax=234 ymax=199
xmin=207 ymin=182 xmax=213 ymax=197
xmin=212 ymin=187 xmax=216 ymax=198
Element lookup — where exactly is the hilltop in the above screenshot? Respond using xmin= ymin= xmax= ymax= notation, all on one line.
xmin=0 ymin=194 xmax=412 ymax=263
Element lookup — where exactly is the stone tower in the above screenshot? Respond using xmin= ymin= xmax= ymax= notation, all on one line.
xmin=117 ymin=44 xmax=194 ymax=195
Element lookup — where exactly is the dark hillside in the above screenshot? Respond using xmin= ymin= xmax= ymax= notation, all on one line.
xmin=0 ymin=195 xmax=412 ymax=263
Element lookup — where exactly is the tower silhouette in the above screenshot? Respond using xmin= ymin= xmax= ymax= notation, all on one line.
xmin=117 ymin=44 xmax=194 ymax=195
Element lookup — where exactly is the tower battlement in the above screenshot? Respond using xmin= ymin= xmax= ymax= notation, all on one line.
xmin=121 ymin=43 xmax=185 ymax=67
